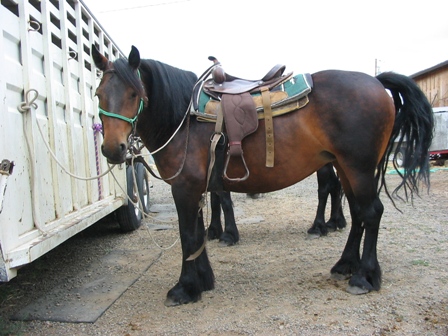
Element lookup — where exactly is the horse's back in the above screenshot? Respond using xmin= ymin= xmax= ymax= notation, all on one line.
xmin=224 ymin=70 xmax=395 ymax=194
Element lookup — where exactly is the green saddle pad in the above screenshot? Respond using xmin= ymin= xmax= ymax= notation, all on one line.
xmin=197 ymin=73 xmax=312 ymax=114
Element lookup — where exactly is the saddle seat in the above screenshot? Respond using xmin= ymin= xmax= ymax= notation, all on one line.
xmin=204 ymin=56 xmax=291 ymax=95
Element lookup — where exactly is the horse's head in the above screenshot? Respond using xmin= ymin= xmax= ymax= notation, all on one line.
xmin=92 ymin=45 xmax=146 ymax=163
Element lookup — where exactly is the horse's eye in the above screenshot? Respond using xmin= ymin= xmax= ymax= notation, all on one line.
xmin=131 ymin=92 xmax=138 ymax=99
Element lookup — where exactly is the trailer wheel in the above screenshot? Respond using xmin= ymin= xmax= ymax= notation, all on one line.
xmin=116 ymin=162 xmax=150 ymax=232
xmin=394 ymin=147 xmax=405 ymax=168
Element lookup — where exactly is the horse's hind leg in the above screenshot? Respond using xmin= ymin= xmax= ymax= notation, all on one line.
xmin=347 ymin=195 xmax=383 ymax=294
xmin=330 ymin=191 xmax=363 ymax=279
xmin=331 ymin=171 xmax=383 ymax=294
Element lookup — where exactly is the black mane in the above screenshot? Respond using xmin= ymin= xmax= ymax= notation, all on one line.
xmin=111 ymin=57 xmax=197 ymax=142
xmin=139 ymin=59 xmax=198 ymax=135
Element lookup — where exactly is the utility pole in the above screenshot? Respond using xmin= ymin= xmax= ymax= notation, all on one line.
xmin=375 ymin=59 xmax=381 ymax=76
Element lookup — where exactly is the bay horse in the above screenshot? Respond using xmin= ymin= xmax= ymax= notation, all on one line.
xmin=92 ymin=45 xmax=433 ymax=306
xmin=209 ymin=162 xmax=346 ymax=245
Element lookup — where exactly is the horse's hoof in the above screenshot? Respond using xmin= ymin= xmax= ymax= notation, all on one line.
xmin=219 ymin=233 xmax=239 ymax=246
xmin=219 ymin=240 xmax=236 ymax=247
xmin=346 ymin=285 xmax=370 ymax=295
xmin=165 ymin=282 xmax=202 ymax=306
xmin=306 ymin=233 xmax=321 ymax=240
xmin=164 ymin=297 xmax=181 ymax=307
xmin=330 ymin=272 xmax=350 ymax=281
xmin=337 ymin=221 xmax=347 ymax=230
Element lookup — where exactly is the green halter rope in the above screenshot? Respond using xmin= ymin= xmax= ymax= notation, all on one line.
xmin=98 ymin=70 xmax=144 ymax=127
xmin=98 ymin=99 xmax=144 ymax=126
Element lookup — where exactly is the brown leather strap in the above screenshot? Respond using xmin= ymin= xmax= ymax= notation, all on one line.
xmin=187 ymin=106 xmax=224 ymax=262
xmin=261 ymin=87 xmax=274 ymax=167
xmin=206 ymin=104 xmax=224 ymax=192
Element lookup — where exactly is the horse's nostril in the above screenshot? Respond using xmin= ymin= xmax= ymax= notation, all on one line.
xmin=119 ymin=143 xmax=127 ymax=153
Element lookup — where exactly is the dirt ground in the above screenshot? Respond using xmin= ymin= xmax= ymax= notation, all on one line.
xmin=1 ymin=167 xmax=447 ymax=336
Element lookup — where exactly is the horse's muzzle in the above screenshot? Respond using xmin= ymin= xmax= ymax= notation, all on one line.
xmin=101 ymin=143 xmax=127 ymax=164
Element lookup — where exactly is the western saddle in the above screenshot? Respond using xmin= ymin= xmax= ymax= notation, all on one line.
xmin=201 ymin=57 xmax=293 ymax=183
xmin=204 ymin=56 xmax=289 ymax=95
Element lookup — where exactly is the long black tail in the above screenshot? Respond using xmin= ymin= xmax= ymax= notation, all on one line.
xmin=376 ymin=72 xmax=434 ymax=201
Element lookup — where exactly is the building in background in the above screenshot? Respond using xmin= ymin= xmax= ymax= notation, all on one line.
xmin=410 ymin=60 xmax=448 ymax=108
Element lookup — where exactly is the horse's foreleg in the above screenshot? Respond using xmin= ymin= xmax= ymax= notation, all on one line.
xmin=307 ymin=164 xmax=335 ymax=238
xmin=326 ymin=168 xmax=347 ymax=231
xmin=307 ymin=180 xmax=331 ymax=238
xmin=165 ymin=189 xmax=214 ymax=306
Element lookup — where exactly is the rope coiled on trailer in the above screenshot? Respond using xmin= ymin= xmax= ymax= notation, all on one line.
xmin=18 ymin=89 xmax=115 ymax=181
xmin=17 ymin=89 xmax=115 ymax=233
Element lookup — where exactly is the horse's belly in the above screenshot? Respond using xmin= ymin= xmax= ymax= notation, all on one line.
xmin=224 ymin=114 xmax=327 ymax=193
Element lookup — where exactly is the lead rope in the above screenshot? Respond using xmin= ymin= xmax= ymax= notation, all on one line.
xmin=108 ymin=160 xmax=180 ymax=251
xmin=92 ymin=123 xmax=103 ymax=199
xmin=130 ymin=61 xmax=221 ymax=180
xmin=18 ymin=89 xmax=46 ymax=234
xmin=18 ymin=89 xmax=116 ymax=181
xmin=17 ymin=89 xmax=180 ymax=251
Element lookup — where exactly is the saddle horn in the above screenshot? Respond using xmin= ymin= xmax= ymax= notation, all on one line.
xmin=208 ymin=56 xmax=226 ymax=84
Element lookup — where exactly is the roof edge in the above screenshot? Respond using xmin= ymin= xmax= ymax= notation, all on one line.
xmin=410 ymin=60 xmax=448 ymax=79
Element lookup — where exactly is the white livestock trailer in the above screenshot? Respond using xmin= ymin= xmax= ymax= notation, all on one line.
xmin=429 ymin=107 xmax=448 ymax=162
xmin=0 ymin=0 xmax=148 ymax=282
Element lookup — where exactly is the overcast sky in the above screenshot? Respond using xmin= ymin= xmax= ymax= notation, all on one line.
xmin=83 ymin=0 xmax=448 ymax=78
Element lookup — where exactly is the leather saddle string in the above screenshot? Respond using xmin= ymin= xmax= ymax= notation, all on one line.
xmin=205 ymin=104 xmax=224 ymax=193
xmin=261 ymin=86 xmax=275 ymax=167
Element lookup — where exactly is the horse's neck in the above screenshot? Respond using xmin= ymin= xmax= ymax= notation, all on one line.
xmin=139 ymin=62 xmax=193 ymax=153
xmin=137 ymin=109 xmax=185 ymax=153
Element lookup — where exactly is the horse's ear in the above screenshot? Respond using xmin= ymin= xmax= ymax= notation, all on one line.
xmin=128 ymin=45 xmax=141 ymax=70
xmin=91 ymin=44 xmax=109 ymax=71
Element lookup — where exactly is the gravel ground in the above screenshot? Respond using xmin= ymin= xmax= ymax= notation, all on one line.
xmin=0 ymin=166 xmax=447 ymax=335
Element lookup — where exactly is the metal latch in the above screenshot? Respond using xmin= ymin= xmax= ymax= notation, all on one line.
xmin=0 ymin=159 xmax=14 ymax=176
xmin=0 ymin=159 xmax=14 ymax=213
